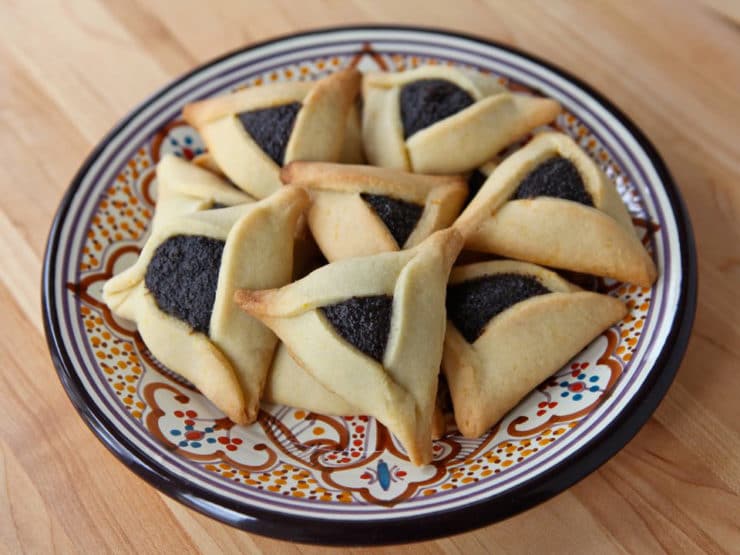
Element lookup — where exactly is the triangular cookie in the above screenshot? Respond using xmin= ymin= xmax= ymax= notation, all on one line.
xmin=235 ymin=229 xmax=464 ymax=465
xmin=183 ymin=69 xmax=361 ymax=199
xmin=109 ymin=154 xmax=255 ymax=309
xmin=362 ymin=66 xmax=560 ymax=173
xmin=281 ymin=161 xmax=467 ymax=261
xmin=103 ymin=187 xmax=309 ymax=424
xmin=192 ymin=103 xmax=364 ymax=172
xmin=442 ymin=260 xmax=627 ymax=437
xmin=455 ymin=132 xmax=658 ymax=287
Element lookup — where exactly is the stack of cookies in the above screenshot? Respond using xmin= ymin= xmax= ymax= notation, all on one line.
xmin=103 ymin=66 xmax=656 ymax=465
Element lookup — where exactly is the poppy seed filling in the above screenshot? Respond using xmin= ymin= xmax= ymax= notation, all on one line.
xmin=446 ymin=273 xmax=551 ymax=343
xmin=237 ymin=102 xmax=302 ymax=165
xmin=360 ymin=193 xmax=424 ymax=248
xmin=514 ymin=156 xmax=594 ymax=206
xmin=321 ymin=295 xmax=393 ymax=363
xmin=145 ymin=235 xmax=225 ymax=335
xmin=400 ymin=79 xmax=475 ymax=139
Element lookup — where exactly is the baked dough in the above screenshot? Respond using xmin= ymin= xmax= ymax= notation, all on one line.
xmin=263 ymin=343 xmax=357 ymax=416
xmin=442 ymin=260 xmax=627 ymax=437
xmin=264 ymin=343 xmax=448 ymax=439
xmin=340 ymin=103 xmax=366 ymax=164
xmin=189 ymin=152 xmax=323 ymax=279
xmin=362 ymin=66 xmax=561 ymax=173
xmin=153 ymin=153 xmax=253 ymax=228
xmin=192 ymin=104 xmax=364 ymax=172
xmin=280 ymin=161 xmax=467 ymax=261
xmin=191 ymin=152 xmax=229 ymax=179
xmin=464 ymin=159 xmax=499 ymax=208
xmin=183 ymin=69 xmax=361 ymax=199
xmin=235 ymin=228 xmax=464 ymax=465
xmin=103 ymin=187 xmax=309 ymax=424
xmin=455 ymin=132 xmax=658 ymax=287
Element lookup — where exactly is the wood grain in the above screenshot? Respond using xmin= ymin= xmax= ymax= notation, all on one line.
xmin=1 ymin=0 xmax=738 ymax=552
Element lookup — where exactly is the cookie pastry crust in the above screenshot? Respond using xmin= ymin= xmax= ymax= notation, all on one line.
xmin=281 ymin=161 xmax=467 ymax=261
xmin=362 ymin=66 xmax=560 ymax=174
xmin=265 ymin=344 xmax=449 ymax=440
xmin=464 ymin=158 xmax=499 ymax=208
xmin=192 ymin=103 xmax=364 ymax=175
xmin=183 ymin=69 xmax=361 ymax=199
xmin=235 ymin=229 xmax=464 ymax=465
xmin=263 ymin=343 xmax=357 ymax=416
xmin=340 ymin=103 xmax=366 ymax=164
xmin=189 ymin=152 xmax=322 ymax=280
xmin=103 ymin=187 xmax=309 ymax=424
xmin=190 ymin=151 xmax=230 ymax=179
xmin=442 ymin=260 xmax=627 ymax=437
xmin=153 ymin=153 xmax=253 ymax=228
xmin=455 ymin=132 xmax=658 ymax=287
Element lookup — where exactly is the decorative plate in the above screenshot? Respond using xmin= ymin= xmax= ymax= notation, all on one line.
xmin=42 ymin=26 xmax=696 ymax=545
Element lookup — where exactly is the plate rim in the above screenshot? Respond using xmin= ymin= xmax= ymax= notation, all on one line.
xmin=41 ymin=24 xmax=697 ymax=546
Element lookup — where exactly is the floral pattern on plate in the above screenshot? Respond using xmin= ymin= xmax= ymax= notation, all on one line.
xmin=45 ymin=30 xmax=692 ymax=541
xmin=64 ymin=44 xmax=657 ymax=507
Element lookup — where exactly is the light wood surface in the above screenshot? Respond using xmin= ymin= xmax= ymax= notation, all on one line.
xmin=1 ymin=0 xmax=738 ymax=553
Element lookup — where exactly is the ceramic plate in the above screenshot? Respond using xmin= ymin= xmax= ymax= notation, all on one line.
xmin=42 ymin=26 xmax=696 ymax=545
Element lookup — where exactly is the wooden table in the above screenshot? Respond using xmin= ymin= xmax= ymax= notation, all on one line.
xmin=2 ymin=1 xmax=738 ymax=552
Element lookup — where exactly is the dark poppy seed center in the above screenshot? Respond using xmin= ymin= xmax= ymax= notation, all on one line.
xmin=237 ymin=102 xmax=302 ymax=165
xmin=360 ymin=193 xmax=423 ymax=248
xmin=321 ymin=295 xmax=393 ymax=362
xmin=145 ymin=235 xmax=225 ymax=335
xmin=514 ymin=157 xmax=593 ymax=206
xmin=446 ymin=273 xmax=551 ymax=343
xmin=400 ymin=79 xmax=475 ymax=139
